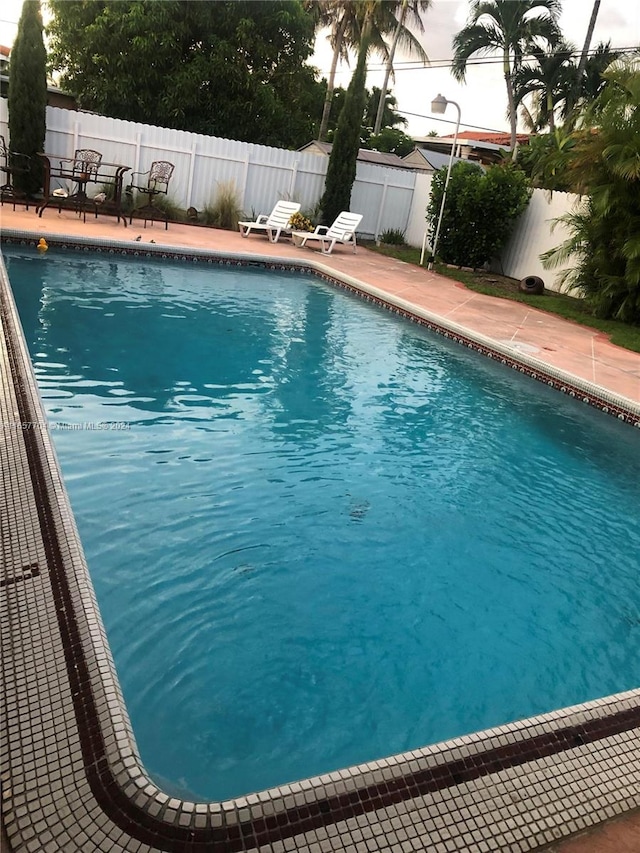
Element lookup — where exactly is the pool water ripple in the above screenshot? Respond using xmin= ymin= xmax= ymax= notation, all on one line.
xmin=5 ymin=247 xmax=640 ymax=802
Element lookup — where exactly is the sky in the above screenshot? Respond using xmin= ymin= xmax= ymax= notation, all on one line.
xmin=1 ymin=0 xmax=638 ymax=138
xmin=313 ymin=0 xmax=640 ymax=137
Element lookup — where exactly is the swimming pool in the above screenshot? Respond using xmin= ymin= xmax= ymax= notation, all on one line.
xmin=6 ymin=246 xmax=640 ymax=803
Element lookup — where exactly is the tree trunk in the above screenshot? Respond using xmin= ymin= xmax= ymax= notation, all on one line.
xmin=576 ymin=0 xmax=601 ymax=81
xmin=504 ymin=49 xmax=518 ymax=159
xmin=568 ymin=0 xmax=600 ymax=119
xmin=373 ymin=0 xmax=407 ymax=135
xmin=318 ymin=14 xmax=349 ymax=142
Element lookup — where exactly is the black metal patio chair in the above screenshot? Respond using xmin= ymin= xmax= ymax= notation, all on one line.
xmin=127 ymin=160 xmax=175 ymax=230
xmin=0 ymin=135 xmax=31 ymax=209
xmin=68 ymin=148 xmax=102 ymax=201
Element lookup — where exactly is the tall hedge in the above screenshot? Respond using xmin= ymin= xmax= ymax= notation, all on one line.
xmin=427 ymin=161 xmax=531 ymax=268
xmin=319 ymin=35 xmax=370 ymax=226
xmin=8 ymin=0 xmax=47 ymax=196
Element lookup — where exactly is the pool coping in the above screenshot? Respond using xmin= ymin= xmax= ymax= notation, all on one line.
xmin=2 ymin=232 xmax=640 ymax=853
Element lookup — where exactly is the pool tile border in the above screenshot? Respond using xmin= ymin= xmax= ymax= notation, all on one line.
xmin=2 ymin=234 xmax=640 ymax=852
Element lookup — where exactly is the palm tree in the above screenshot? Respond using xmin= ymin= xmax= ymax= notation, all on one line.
xmin=307 ymin=1 xmax=356 ymax=142
xmin=372 ymin=0 xmax=432 ymax=135
xmin=516 ymin=125 xmax=577 ymax=191
xmin=513 ymin=41 xmax=576 ymax=131
xmin=452 ymin=0 xmax=562 ymax=154
xmin=365 ymin=87 xmax=407 ymax=130
xmin=311 ymin=0 xmax=430 ymax=142
xmin=568 ymin=41 xmax=624 ymax=122
xmin=542 ymin=59 xmax=640 ymax=322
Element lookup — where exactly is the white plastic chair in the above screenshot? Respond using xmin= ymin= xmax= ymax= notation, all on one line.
xmin=238 ymin=200 xmax=301 ymax=243
xmin=291 ymin=212 xmax=363 ymax=255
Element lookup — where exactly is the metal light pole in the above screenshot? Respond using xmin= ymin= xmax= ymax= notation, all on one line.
xmin=421 ymin=94 xmax=462 ymax=269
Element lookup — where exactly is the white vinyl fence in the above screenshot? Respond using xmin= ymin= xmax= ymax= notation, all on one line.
xmin=497 ymin=188 xmax=581 ymax=292
xmin=404 ymin=176 xmax=579 ymax=293
xmin=0 ymin=98 xmax=580 ymax=286
xmin=404 ymin=171 xmax=433 ymax=249
xmin=0 ymin=99 xmax=415 ymax=240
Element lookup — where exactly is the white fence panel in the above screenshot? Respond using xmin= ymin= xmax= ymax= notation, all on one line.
xmin=498 ymin=188 xmax=580 ymax=291
xmin=351 ymin=161 xmax=416 ymax=239
xmin=405 ymin=172 xmax=433 ymax=248
xmin=1 ymin=100 xmax=416 ymax=231
xmin=241 ymin=146 xmax=326 ymax=217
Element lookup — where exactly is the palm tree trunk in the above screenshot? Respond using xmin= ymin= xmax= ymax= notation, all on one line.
xmin=504 ymin=49 xmax=518 ymax=158
xmin=373 ymin=0 xmax=407 ymax=135
xmin=318 ymin=13 xmax=348 ymax=142
xmin=576 ymin=0 xmax=601 ymax=80
xmin=567 ymin=0 xmax=600 ymax=120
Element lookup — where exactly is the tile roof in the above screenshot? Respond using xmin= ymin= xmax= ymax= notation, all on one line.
xmin=440 ymin=130 xmax=530 ymax=146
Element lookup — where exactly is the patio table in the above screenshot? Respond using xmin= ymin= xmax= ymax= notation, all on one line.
xmin=36 ymin=153 xmax=131 ymax=226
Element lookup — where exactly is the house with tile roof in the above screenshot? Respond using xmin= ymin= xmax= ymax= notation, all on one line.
xmin=412 ymin=131 xmax=530 ymax=165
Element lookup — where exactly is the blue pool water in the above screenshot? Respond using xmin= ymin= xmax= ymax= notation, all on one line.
xmin=5 ymin=247 xmax=640 ymax=802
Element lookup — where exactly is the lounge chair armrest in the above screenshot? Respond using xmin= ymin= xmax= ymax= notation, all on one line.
xmin=312 ymin=225 xmax=329 ymax=235
xmin=255 ymin=214 xmax=269 ymax=224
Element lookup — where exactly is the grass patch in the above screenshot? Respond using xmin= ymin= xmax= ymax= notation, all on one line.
xmin=364 ymin=242 xmax=640 ymax=354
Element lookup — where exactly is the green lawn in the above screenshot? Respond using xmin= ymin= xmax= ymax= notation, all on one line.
xmin=364 ymin=242 xmax=640 ymax=354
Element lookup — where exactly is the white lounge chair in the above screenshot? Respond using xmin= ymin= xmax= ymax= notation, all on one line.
xmin=292 ymin=211 xmax=363 ymax=255
xmin=238 ymin=200 xmax=301 ymax=243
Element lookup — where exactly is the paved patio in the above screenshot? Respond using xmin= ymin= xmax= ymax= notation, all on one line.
xmin=1 ymin=203 xmax=640 ymax=853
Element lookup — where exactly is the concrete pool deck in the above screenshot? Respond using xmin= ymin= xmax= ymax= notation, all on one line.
xmin=1 ymin=205 xmax=640 ymax=853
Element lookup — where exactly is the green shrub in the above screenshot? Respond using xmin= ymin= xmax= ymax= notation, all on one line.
xmin=202 ymin=181 xmax=243 ymax=230
xmin=380 ymin=228 xmax=406 ymax=245
xmin=367 ymin=128 xmax=415 ymax=158
xmin=427 ymin=161 xmax=532 ymax=269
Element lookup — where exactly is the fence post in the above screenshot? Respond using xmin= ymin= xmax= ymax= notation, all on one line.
xmin=240 ymin=151 xmax=250 ymax=211
xmin=133 ymin=132 xmax=142 ymax=177
xmin=72 ymin=121 xmax=80 ymax=156
xmin=289 ymin=159 xmax=299 ymax=200
xmin=186 ymin=141 xmax=197 ymax=209
xmin=374 ymin=177 xmax=389 ymax=240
